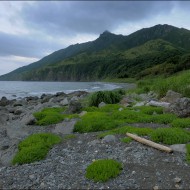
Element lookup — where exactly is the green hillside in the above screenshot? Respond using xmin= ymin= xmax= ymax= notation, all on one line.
xmin=1 ymin=24 xmax=190 ymax=81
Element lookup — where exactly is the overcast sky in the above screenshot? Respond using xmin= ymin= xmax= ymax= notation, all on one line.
xmin=0 ymin=1 xmax=190 ymax=75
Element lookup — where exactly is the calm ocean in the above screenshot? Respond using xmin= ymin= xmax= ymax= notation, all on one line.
xmin=0 ymin=81 xmax=134 ymax=99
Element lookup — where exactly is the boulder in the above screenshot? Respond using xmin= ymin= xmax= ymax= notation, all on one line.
xmin=26 ymin=96 xmax=39 ymax=102
xmin=79 ymin=111 xmax=87 ymax=117
xmin=21 ymin=114 xmax=36 ymax=125
xmin=68 ymin=100 xmax=82 ymax=113
xmin=170 ymin=144 xmax=186 ymax=153
xmin=102 ymin=135 xmax=116 ymax=143
xmin=0 ymin=97 xmax=10 ymax=106
xmin=60 ymin=97 xmax=69 ymax=106
xmin=133 ymin=101 xmax=145 ymax=107
xmin=161 ymin=90 xmax=183 ymax=103
xmin=147 ymin=100 xmax=170 ymax=108
xmin=120 ymin=97 xmax=134 ymax=107
xmin=98 ymin=102 xmax=106 ymax=108
xmin=165 ymin=97 xmax=190 ymax=117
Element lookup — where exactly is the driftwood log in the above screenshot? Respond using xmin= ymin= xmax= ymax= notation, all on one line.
xmin=126 ymin=133 xmax=173 ymax=153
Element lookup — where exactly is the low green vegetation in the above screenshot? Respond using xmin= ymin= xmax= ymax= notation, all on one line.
xmin=132 ymin=106 xmax=163 ymax=115
xmin=171 ymin=118 xmax=190 ymax=128
xmin=98 ymin=126 xmax=153 ymax=139
xmin=134 ymin=70 xmax=190 ymax=98
xmin=186 ymin=144 xmax=190 ymax=163
xmin=150 ymin=128 xmax=190 ymax=145
xmin=85 ymin=159 xmax=122 ymax=182
xmin=74 ymin=104 xmax=178 ymax=133
xmin=89 ymin=89 xmax=125 ymax=107
xmin=12 ymin=133 xmax=61 ymax=165
xmin=33 ymin=107 xmax=78 ymax=126
xmin=120 ymin=137 xmax=132 ymax=144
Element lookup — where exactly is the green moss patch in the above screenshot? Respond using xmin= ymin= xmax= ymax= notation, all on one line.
xmin=86 ymin=159 xmax=122 ymax=182
xmin=74 ymin=104 xmax=177 ymax=133
xmin=120 ymin=137 xmax=132 ymax=143
xmin=98 ymin=126 xmax=153 ymax=139
xmin=33 ymin=107 xmax=78 ymax=126
xmin=12 ymin=133 xmax=61 ymax=165
xmin=150 ymin=128 xmax=190 ymax=145
xmin=171 ymin=118 xmax=190 ymax=128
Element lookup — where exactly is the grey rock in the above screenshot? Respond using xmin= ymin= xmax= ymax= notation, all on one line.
xmin=21 ymin=114 xmax=36 ymax=125
xmin=161 ymin=90 xmax=182 ymax=103
xmin=0 ymin=96 xmax=10 ymax=106
xmin=79 ymin=111 xmax=87 ymax=117
xmin=170 ymin=144 xmax=186 ymax=153
xmin=133 ymin=101 xmax=145 ymax=107
xmin=165 ymin=97 xmax=190 ymax=117
xmin=147 ymin=100 xmax=170 ymax=108
xmin=98 ymin=102 xmax=106 ymax=108
xmin=102 ymin=135 xmax=116 ymax=143
xmin=60 ymin=97 xmax=69 ymax=106
xmin=173 ymin=177 xmax=182 ymax=183
xmin=68 ymin=100 xmax=82 ymax=113
xmin=14 ymin=109 xmax=23 ymax=115
xmin=71 ymin=96 xmax=79 ymax=101
xmin=53 ymin=120 xmax=77 ymax=135
xmin=118 ymin=108 xmax=123 ymax=111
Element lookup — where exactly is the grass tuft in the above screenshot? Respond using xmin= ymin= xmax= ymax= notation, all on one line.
xmin=12 ymin=133 xmax=61 ymax=165
xmin=86 ymin=159 xmax=122 ymax=182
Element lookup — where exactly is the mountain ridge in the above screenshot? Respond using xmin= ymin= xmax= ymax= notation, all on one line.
xmin=1 ymin=24 xmax=190 ymax=81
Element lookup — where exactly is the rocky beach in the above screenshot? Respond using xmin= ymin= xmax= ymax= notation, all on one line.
xmin=0 ymin=89 xmax=190 ymax=189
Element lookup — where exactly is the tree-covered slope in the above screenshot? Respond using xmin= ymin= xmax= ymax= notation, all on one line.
xmin=1 ymin=24 xmax=190 ymax=81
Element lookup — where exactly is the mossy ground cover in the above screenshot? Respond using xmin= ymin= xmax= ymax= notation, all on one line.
xmin=150 ymin=128 xmax=190 ymax=145
xmin=86 ymin=159 xmax=122 ymax=182
xmin=120 ymin=137 xmax=132 ymax=143
xmin=12 ymin=133 xmax=61 ymax=165
xmin=33 ymin=107 xmax=78 ymax=126
xmin=171 ymin=118 xmax=190 ymax=128
xmin=74 ymin=104 xmax=177 ymax=133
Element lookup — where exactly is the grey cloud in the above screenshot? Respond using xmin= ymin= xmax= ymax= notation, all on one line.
xmin=0 ymin=31 xmax=62 ymax=58
xmin=20 ymin=1 xmax=174 ymax=36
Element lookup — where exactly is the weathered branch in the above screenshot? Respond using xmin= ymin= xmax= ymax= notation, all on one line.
xmin=126 ymin=133 xmax=173 ymax=153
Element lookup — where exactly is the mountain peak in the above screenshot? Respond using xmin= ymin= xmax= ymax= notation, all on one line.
xmin=99 ymin=30 xmax=114 ymax=37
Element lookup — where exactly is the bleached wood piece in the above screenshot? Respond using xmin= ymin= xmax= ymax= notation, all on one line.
xmin=126 ymin=133 xmax=173 ymax=153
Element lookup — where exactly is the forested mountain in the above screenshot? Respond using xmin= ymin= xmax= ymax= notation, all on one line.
xmin=1 ymin=24 xmax=190 ymax=81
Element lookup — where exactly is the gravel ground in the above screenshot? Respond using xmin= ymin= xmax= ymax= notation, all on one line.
xmin=0 ymin=132 xmax=190 ymax=189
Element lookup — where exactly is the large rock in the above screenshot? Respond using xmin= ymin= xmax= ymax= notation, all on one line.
xmin=170 ymin=144 xmax=186 ymax=153
xmin=102 ymin=135 xmax=116 ymax=143
xmin=147 ymin=100 xmax=170 ymax=108
xmin=68 ymin=100 xmax=82 ymax=113
xmin=98 ymin=102 xmax=106 ymax=108
xmin=0 ymin=97 xmax=10 ymax=106
xmin=165 ymin=97 xmax=190 ymax=117
xmin=60 ymin=97 xmax=69 ymax=106
xmin=161 ymin=90 xmax=183 ymax=103
xmin=120 ymin=97 xmax=134 ymax=107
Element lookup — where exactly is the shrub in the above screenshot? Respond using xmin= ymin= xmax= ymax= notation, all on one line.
xmin=186 ymin=144 xmax=190 ymax=163
xmin=86 ymin=159 xmax=122 ymax=182
xmin=12 ymin=133 xmax=61 ymax=165
xmin=89 ymin=90 xmax=123 ymax=107
xmin=171 ymin=118 xmax=190 ymax=128
xmin=150 ymin=128 xmax=190 ymax=145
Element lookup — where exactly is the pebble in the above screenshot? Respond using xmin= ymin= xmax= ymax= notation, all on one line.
xmin=173 ymin=177 xmax=182 ymax=183
xmin=153 ymin=185 xmax=159 ymax=190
